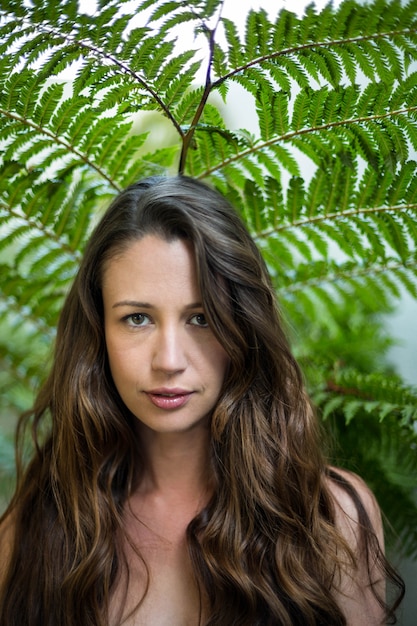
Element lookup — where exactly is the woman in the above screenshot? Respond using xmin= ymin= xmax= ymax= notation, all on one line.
xmin=0 ymin=176 xmax=404 ymax=625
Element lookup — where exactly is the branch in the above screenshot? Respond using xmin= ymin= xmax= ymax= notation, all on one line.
xmin=0 ymin=108 xmax=122 ymax=191
xmin=212 ymin=28 xmax=417 ymax=89
xmin=281 ymin=259 xmax=417 ymax=294
xmin=62 ymin=36 xmax=185 ymax=137
xmin=254 ymin=203 xmax=417 ymax=240
xmin=178 ymin=3 xmax=225 ymax=174
xmin=4 ymin=17 xmax=185 ymax=138
xmin=325 ymin=379 xmax=371 ymax=399
xmin=198 ymin=105 xmax=417 ymax=178
xmin=0 ymin=199 xmax=82 ymax=262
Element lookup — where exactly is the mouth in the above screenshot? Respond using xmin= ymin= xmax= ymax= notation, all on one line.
xmin=145 ymin=388 xmax=194 ymax=410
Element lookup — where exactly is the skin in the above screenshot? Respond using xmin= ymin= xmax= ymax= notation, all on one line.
xmin=102 ymin=235 xmax=229 ymax=624
xmin=328 ymin=469 xmax=386 ymax=626
xmin=102 ymin=235 xmax=229 ymax=446
xmin=102 ymin=235 xmax=385 ymax=626
xmin=0 ymin=235 xmax=387 ymax=625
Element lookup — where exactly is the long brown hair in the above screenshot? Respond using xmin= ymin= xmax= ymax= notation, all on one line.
xmin=0 ymin=176 xmax=404 ymax=625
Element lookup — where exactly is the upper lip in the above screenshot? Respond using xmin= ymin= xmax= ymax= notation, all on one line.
xmin=146 ymin=388 xmax=193 ymax=396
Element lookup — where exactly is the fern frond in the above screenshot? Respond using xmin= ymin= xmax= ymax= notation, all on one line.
xmin=1 ymin=0 xmax=417 ymax=558
xmin=321 ymin=370 xmax=417 ymax=424
xmin=271 ymin=7 xmax=298 ymax=50
xmin=245 ymin=9 xmax=271 ymax=57
xmin=221 ymin=17 xmax=244 ymax=69
xmin=327 ymin=410 xmax=417 ymax=557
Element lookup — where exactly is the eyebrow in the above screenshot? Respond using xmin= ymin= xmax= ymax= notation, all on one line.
xmin=112 ymin=300 xmax=203 ymax=310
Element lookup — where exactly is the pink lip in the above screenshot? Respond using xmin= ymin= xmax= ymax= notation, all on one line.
xmin=145 ymin=388 xmax=194 ymax=410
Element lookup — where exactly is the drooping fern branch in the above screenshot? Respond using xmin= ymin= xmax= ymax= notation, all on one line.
xmin=0 ymin=0 xmax=416 ymax=554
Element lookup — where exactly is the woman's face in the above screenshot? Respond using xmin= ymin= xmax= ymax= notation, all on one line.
xmin=102 ymin=234 xmax=229 ymax=438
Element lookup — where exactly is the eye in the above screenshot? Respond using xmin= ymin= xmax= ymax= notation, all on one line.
xmin=124 ymin=313 xmax=150 ymax=327
xmin=189 ymin=313 xmax=209 ymax=328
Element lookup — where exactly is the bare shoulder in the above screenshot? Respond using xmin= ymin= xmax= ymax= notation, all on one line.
xmin=325 ymin=466 xmax=385 ymax=626
xmin=326 ymin=466 xmax=383 ymax=547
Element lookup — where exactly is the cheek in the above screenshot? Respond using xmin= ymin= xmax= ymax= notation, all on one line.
xmin=105 ymin=339 xmax=135 ymax=388
xmin=205 ymin=344 xmax=230 ymax=385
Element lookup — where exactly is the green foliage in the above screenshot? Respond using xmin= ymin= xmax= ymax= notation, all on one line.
xmin=0 ymin=0 xmax=416 ymax=555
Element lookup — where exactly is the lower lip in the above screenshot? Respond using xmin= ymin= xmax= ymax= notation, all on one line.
xmin=146 ymin=392 xmax=193 ymax=410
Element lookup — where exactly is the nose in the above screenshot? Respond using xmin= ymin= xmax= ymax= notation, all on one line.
xmin=151 ymin=325 xmax=188 ymax=374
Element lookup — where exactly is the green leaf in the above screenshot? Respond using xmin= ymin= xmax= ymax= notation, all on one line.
xmin=1 ymin=0 xmax=417 ymax=561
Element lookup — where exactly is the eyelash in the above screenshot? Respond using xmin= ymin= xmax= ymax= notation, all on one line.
xmin=122 ymin=313 xmax=209 ymax=328
xmin=123 ymin=313 xmax=149 ymax=327
xmin=190 ymin=313 xmax=208 ymax=327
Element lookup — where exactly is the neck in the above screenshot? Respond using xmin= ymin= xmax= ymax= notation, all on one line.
xmin=136 ymin=424 xmax=212 ymax=499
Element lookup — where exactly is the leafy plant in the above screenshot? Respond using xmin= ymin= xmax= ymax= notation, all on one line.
xmin=0 ymin=0 xmax=416 ymax=555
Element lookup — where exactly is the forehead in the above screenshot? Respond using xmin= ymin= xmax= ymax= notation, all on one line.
xmin=101 ymin=234 xmax=201 ymax=303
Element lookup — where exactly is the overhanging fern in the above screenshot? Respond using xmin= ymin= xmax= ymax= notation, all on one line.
xmin=0 ymin=0 xmax=416 ymax=555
